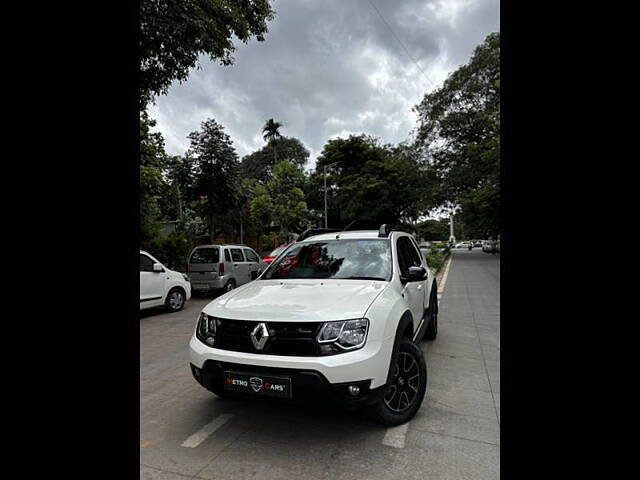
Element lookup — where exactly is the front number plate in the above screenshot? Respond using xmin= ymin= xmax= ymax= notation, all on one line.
xmin=223 ymin=371 xmax=292 ymax=399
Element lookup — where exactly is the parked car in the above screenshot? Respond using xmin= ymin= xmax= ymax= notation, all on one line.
xmin=262 ymin=243 xmax=290 ymax=264
xmin=188 ymin=244 xmax=265 ymax=294
xmin=454 ymin=241 xmax=472 ymax=249
xmin=482 ymin=240 xmax=499 ymax=253
xmin=140 ymin=250 xmax=191 ymax=312
xmin=189 ymin=224 xmax=438 ymax=426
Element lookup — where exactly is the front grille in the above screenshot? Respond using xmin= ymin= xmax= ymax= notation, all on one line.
xmin=213 ymin=318 xmax=323 ymax=356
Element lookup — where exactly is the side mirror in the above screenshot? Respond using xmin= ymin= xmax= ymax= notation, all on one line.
xmin=405 ymin=266 xmax=427 ymax=282
xmin=152 ymin=263 xmax=164 ymax=273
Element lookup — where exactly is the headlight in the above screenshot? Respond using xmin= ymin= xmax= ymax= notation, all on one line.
xmin=182 ymin=273 xmax=190 ymax=282
xmin=196 ymin=312 xmax=217 ymax=346
xmin=317 ymin=319 xmax=369 ymax=355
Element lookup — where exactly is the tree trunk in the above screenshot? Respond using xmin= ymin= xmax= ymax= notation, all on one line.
xmin=210 ymin=213 xmax=215 ymax=244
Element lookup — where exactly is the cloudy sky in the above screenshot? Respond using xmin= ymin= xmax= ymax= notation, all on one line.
xmin=149 ymin=0 xmax=499 ymax=170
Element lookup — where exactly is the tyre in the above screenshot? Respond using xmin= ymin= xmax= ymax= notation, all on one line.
xmin=223 ymin=279 xmax=236 ymax=293
xmin=367 ymin=338 xmax=427 ymax=426
xmin=165 ymin=287 xmax=186 ymax=312
xmin=424 ymin=287 xmax=438 ymax=341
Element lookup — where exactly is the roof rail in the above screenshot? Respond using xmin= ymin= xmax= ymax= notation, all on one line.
xmin=296 ymin=228 xmax=340 ymax=242
xmin=378 ymin=224 xmax=404 ymax=238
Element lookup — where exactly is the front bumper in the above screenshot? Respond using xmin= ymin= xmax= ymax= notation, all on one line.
xmin=190 ymin=360 xmax=387 ymax=409
xmin=189 ymin=333 xmax=394 ymax=389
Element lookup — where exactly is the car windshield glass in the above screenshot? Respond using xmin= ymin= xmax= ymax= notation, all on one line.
xmin=269 ymin=245 xmax=286 ymax=257
xmin=262 ymin=239 xmax=391 ymax=280
xmin=189 ymin=248 xmax=219 ymax=264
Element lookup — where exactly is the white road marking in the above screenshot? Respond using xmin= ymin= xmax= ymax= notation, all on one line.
xmin=438 ymin=255 xmax=453 ymax=294
xmin=382 ymin=422 xmax=409 ymax=449
xmin=180 ymin=414 xmax=234 ymax=448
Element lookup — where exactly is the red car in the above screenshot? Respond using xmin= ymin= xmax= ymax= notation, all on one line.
xmin=262 ymin=244 xmax=289 ymax=264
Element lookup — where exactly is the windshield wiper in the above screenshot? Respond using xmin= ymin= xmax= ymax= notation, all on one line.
xmin=340 ymin=276 xmax=387 ymax=281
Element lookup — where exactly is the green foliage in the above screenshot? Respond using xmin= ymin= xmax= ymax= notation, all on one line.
xmin=240 ymin=137 xmax=309 ymax=183
xmin=262 ymin=118 xmax=283 ymax=143
xmin=149 ymin=231 xmax=191 ymax=272
xmin=415 ymin=219 xmax=450 ymax=241
xmin=248 ymin=182 xmax=274 ymax=231
xmin=140 ymin=111 xmax=168 ymax=244
xmin=458 ymin=180 xmax=499 ymax=238
xmin=270 ymin=161 xmax=309 ymax=233
xmin=188 ymin=118 xmax=241 ymax=241
xmin=156 ymin=154 xmax=195 ymax=222
xmin=310 ymin=135 xmax=431 ymax=227
xmin=247 ymin=160 xmax=309 ymax=235
xmin=414 ymin=32 xmax=500 ymax=236
xmin=424 ymin=248 xmax=448 ymax=273
xmin=140 ymin=0 xmax=275 ymax=106
xmin=258 ymin=232 xmax=285 ymax=255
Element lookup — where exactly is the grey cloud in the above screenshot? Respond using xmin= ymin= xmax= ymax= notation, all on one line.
xmin=149 ymin=0 xmax=499 ymax=169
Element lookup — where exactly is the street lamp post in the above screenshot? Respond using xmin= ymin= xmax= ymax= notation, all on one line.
xmin=449 ymin=213 xmax=456 ymax=246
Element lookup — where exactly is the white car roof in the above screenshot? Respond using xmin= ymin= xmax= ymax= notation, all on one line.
xmin=192 ymin=244 xmax=251 ymax=249
xmin=301 ymin=230 xmax=406 ymax=242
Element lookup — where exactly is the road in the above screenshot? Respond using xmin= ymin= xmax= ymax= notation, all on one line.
xmin=140 ymin=248 xmax=500 ymax=479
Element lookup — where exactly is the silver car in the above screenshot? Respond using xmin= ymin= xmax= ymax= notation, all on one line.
xmin=187 ymin=244 xmax=265 ymax=294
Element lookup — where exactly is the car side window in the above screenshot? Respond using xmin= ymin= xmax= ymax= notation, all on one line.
xmin=396 ymin=237 xmax=422 ymax=277
xmin=230 ymin=248 xmax=244 ymax=262
xmin=224 ymin=249 xmax=231 ymax=262
xmin=405 ymin=238 xmax=423 ymax=267
xmin=243 ymin=248 xmax=259 ymax=263
xmin=140 ymin=254 xmax=154 ymax=272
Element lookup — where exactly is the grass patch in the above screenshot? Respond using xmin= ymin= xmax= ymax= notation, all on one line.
xmin=424 ymin=247 xmax=450 ymax=273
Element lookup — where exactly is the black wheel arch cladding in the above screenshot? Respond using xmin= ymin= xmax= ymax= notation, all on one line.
xmin=386 ymin=310 xmax=414 ymax=385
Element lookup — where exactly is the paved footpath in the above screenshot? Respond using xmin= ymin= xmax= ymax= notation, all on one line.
xmin=140 ymin=249 xmax=500 ymax=480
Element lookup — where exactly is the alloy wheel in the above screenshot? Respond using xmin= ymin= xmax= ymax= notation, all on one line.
xmin=169 ymin=291 xmax=184 ymax=310
xmin=384 ymin=351 xmax=421 ymax=413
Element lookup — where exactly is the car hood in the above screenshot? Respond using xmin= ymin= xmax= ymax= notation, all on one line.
xmin=202 ymin=279 xmax=388 ymax=322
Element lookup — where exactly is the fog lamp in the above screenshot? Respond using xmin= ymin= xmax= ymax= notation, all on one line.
xmin=348 ymin=385 xmax=360 ymax=396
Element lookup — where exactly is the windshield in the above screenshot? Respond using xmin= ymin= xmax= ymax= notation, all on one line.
xmin=262 ymin=239 xmax=391 ymax=281
xmin=189 ymin=247 xmax=220 ymax=264
xmin=268 ymin=245 xmax=287 ymax=257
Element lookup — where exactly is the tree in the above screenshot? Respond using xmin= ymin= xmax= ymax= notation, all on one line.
xmin=262 ymin=118 xmax=283 ymax=143
xmin=414 ymin=32 xmax=500 ymax=235
xmin=269 ymin=160 xmax=309 ymax=234
xmin=187 ymin=118 xmax=240 ymax=242
xmin=158 ymin=154 xmax=194 ymax=222
xmin=141 ymin=0 xmax=275 ymax=106
xmin=262 ymin=118 xmax=283 ymax=164
xmin=415 ymin=219 xmax=450 ymax=241
xmin=240 ymin=136 xmax=309 ymax=182
xmin=248 ymin=160 xmax=308 ymax=237
xmin=140 ymin=111 xmax=167 ymax=245
xmin=310 ymin=135 xmax=431 ymax=228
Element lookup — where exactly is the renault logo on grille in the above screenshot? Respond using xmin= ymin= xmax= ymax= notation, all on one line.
xmin=250 ymin=322 xmax=269 ymax=350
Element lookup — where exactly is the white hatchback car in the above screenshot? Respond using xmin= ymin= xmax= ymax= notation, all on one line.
xmin=188 ymin=225 xmax=438 ymax=426
xmin=140 ymin=250 xmax=191 ymax=312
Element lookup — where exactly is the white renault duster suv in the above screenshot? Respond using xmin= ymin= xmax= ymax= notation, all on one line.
xmin=188 ymin=225 xmax=438 ymax=426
